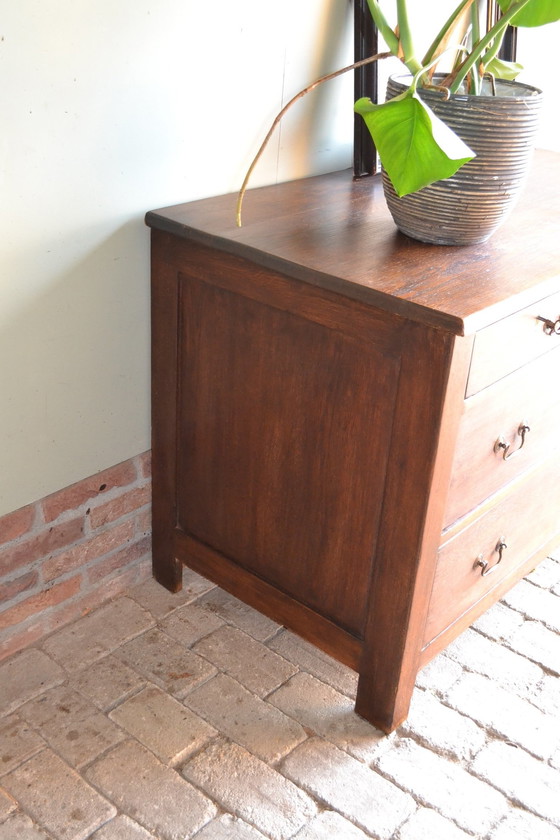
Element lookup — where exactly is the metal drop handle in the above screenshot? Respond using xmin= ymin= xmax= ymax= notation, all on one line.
xmin=537 ymin=315 xmax=560 ymax=335
xmin=476 ymin=538 xmax=507 ymax=577
xmin=494 ymin=422 xmax=530 ymax=461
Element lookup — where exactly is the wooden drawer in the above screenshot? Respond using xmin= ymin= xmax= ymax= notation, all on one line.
xmin=425 ymin=448 xmax=560 ymax=648
xmin=444 ymin=346 xmax=560 ymax=527
xmin=467 ymin=289 xmax=560 ymax=396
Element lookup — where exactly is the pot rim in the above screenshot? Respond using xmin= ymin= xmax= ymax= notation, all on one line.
xmin=389 ymin=72 xmax=543 ymax=102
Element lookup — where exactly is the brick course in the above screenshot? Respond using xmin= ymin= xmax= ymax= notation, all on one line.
xmin=0 ymin=452 xmax=152 ymax=661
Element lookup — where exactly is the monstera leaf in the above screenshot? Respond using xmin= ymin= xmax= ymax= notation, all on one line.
xmin=485 ymin=56 xmax=524 ymax=80
xmin=354 ymin=89 xmax=475 ymax=197
xmin=497 ymin=0 xmax=560 ymax=27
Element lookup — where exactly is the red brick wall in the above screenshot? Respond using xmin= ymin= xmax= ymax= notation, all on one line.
xmin=0 ymin=452 xmax=152 ymax=661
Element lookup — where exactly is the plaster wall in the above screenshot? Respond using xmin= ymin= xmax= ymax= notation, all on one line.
xmin=0 ymin=0 xmax=353 ymax=516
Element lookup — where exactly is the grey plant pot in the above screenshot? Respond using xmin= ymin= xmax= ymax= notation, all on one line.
xmin=383 ymin=74 xmax=543 ymax=246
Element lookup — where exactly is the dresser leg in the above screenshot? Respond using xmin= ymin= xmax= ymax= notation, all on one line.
xmin=354 ymin=667 xmax=415 ymax=734
xmin=152 ymin=540 xmax=183 ymax=593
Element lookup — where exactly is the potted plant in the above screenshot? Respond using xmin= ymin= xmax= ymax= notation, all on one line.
xmin=237 ymin=0 xmax=559 ymax=245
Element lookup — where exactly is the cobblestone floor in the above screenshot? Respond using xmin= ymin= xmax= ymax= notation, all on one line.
xmin=1 ymin=553 xmax=560 ymax=840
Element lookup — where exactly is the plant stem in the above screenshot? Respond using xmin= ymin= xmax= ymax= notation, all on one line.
xmin=396 ymin=0 xmax=422 ymax=73
xmin=235 ymin=51 xmax=391 ymax=227
xmin=448 ymin=0 xmax=531 ymax=92
xmin=365 ymin=0 xmax=400 ymax=57
xmin=470 ymin=1 xmax=481 ymax=94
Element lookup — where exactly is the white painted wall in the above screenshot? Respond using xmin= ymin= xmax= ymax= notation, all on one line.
xmin=0 ymin=1 xmax=557 ymax=517
xmin=0 ymin=0 xmax=353 ymax=517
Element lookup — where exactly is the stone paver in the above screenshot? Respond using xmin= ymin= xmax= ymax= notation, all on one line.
xmin=69 ymin=654 xmax=145 ymax=711
xmin=397 ymin=807 xmax=473 ymax=840
xmin=267 ymin=630 xmax=358 ymax=698
xmin=443 ymin=627 xmax=543 ymax=696
xmin=184 ymin=673 xmax=306 ymax=762
xmin=196 ymin=587 xmax=281 ymax=641
xmin=86 ymin=740 xmax=216 ymax=840
xmin=446 ymin=672 xmax=559 ymax=760
xmin=19 ymin=684 xmax=125 ymax=768
xmin=2 ymin=749 xmax=116 ymax=840
xmin=374 ymin=738 xmax=507 ymax=835
xmin=415 ymin=654 xmax=463 ymax=694
xmin=472 ymin=741 xmax=560 ymax=827
xmin=0 ymin=812 xmax=54 ymax=840
xmin=292 ymin=811 xmax=371 ymax=839
xmin=193 ymin=814 xmax=269 ymax=839
xmin=490 ymin=809 xmax=560 ymax=840
xmin=129 ymin=571 xmax=216 ymax=619
xmin=192 ymin=626 xmax=297 ymax=697
xmin=0 ymin=712 xmax=45 ymax=776
xmin=0 ymin=787 xmax=16 ymax=821
xmin=527 ymin=674 xmax=560 ymax=716
xmin=90 ymin=815 xmax=156 ymax=839
xmin=282 ymin=737 xmax=416 ymax=839
xmin=400 ymin=688 xmax=486 ymax=761
xmin=115 ymin=628 xmax=216 ymax=697
xmin=2 ymin=561 xmax=560 ymax=840
xmin=268 ymin=672 xmax=386 ymax=763
xmin=472 ymin=601 xmax=525 ymax=642
xmin=42 ymin=597 xmax=154 ymax=671
xmin=109 ymin=684 xmax=216 ymax=764
xmin=503 ymin=579 xmax=560 ymax=631
xmin=0 ymin=648 xmax=64 ymax=716
xmin=506 ymin=620 xmax=560 ymax=674
xmin=159 ymin=602 xmax=225 ymax=647
xmin=526 ymin=556 xmax=560 ymax=590
xmin=183 ymin=739 xmax=317 ymax=840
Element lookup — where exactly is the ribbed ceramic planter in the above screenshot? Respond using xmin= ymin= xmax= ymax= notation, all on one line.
xmin=382 ymin=74 xmax=543 ymax=245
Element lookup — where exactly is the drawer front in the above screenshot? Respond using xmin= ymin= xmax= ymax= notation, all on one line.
xmin=468 ymin=289 xmax=560 ymax=396
xmin=444 ymin=346 xmax=560 ymax=528
xmin=425 ymin=449 xmax=560 ymax=647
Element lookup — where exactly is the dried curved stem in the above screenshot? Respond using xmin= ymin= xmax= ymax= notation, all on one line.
xmin=236 ymin=51 xmax=391 ymax=227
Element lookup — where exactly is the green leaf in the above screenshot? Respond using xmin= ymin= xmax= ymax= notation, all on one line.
xmin=497 ymin=0 xmax=560 ymax=27
xmin=485 ymin=56 xmax=524 ymax=80
xmin=354 ymin=90 xmax=475 ymax=197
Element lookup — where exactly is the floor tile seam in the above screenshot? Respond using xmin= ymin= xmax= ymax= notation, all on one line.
xmin=437 ymin=646 xmax=552 ymax=703
xmin=0 ymin=732 xmax=49 ymax=781
xmin=496 ymin=585 xmax=560 ymax=633
xmin=411 ymin=683 xmax=560 ymax=761
xmin=180 ymin=672 xmax=309 ymax=762
xmin=274 ymin=744 xmax=420 ymax=840
xmin=188 ymin=592 xmax=285 ymax=644
xmin=173 ymin=737 xmax=324 ymax=840
xmin=71 ymin=674 xmax=149 ymax=715
xmin=462 ymin=736 xmax=560 ymax=823
xmin=364 ymin=733 xmax=523 ymax=829
xmin=183 ymin=627 xmax=304 ymax=698
xmin=35 ymin=620 xmax=158 ymax=674
xmin=0 ymin=802 xmax=64 ymax=840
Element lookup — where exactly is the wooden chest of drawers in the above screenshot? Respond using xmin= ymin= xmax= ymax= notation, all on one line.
xmin=147 ymin=151 xmax=560 ymax=732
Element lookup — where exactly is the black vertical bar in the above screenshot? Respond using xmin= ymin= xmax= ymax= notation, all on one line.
xmin=353 ymin=0 xmax=377 ymax=178
xmin=487 ymin=0 xmax=518 ymax=62
xmin=499 ymin=26 xmax=518 ymax=62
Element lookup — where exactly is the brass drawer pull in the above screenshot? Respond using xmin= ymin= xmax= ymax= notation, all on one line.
xmin=494 ymin=422 xmax=530 ymax=461
xmin=476 ymin=538 xmax=507 ymax=577
xmin=537 ymin=315 xmax=560 ymax=335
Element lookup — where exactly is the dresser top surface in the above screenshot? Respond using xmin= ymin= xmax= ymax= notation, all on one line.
xmin=146 ymin=150 xmax=560 ymax=335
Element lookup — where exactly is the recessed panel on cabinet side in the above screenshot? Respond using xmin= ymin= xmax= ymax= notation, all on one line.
xmin=175 ymin=271 xmax=401 ymax=639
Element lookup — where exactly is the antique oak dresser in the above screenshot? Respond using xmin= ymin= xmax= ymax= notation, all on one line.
xmin=146 ymin=151 xmax=560 ymax=732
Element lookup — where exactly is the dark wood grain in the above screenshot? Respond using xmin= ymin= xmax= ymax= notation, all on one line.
xmin=146 ymin=151 xmax=560 ymax=336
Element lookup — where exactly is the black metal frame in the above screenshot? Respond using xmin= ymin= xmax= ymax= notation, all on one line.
xmin=353 ymin=0 xmax=378 ymax=178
